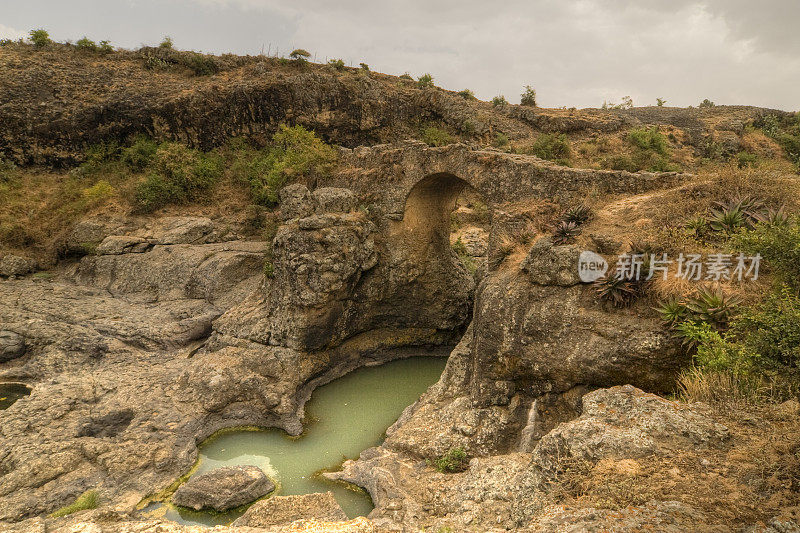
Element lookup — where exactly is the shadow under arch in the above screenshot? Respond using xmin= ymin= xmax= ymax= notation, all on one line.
xmin=395 ymin=172 xmax=479 ymax=257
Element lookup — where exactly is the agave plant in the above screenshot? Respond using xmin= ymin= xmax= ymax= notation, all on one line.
xmin=552 ymin=221 xmax=581 ymax=244
xmin=709 ymin=194 xmax=765 ymax=232
xmin=594 ymin=273 xmax=641 ymax=308
xmin=684 ymin=216 xmax=709 ymax=237
xmin=707 ymin=203 xmax=746 ymax=233
xmin=753 ymin=204 xmax=791 ymax=226
xmin=562 ymin=204 xmax=593 ymax=225
xmin=684 ymin=286 xmax=743 ymax=329
xmin=655 ymin=297 xmax=688 ymax=327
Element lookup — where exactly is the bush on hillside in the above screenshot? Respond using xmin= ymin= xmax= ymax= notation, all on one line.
xmin=75 ymin=37 xmax=97 ymax=51
xmin=421 ymin=126 xmax=453 ymax=147
xmin=525 ymin=133 xmax=572 ymax=165
xmin=29 ymin=29 xmax=50 ymax=48
xmin=417 ymin=73 xmax=434 ymax=88
xmin=134 ymin=142 xmax=222 ymax=212
xmin=231 ymin=125 xmax=337 ymax=207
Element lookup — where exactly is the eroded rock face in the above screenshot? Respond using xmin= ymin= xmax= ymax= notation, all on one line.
xmin=0 ymin=254 xmax=36 ymax=277
xmin=520 ymin=237 xmax=583 ymax=287
xmin=0 ymin=331 xmax=26 ymax=363
xmin=232 ymin=492 xmax=347 ymax=527
xmin=171 ymin=465 xmax=275 ymax=511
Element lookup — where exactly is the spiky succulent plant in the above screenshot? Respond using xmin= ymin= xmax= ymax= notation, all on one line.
xmin=594 ymin=273 xmax=641 ymax=308
xmin=685 ymin=285 xmax=743 ymax=330
xmin=552 ymin=221 xmax=581 ymax=244
xmin=562 ymin=204 xmax=593 ymax=225
xmin=655 ymin=297 xmax=688 ymax=327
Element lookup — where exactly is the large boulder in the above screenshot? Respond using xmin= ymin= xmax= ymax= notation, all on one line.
xmin=520 ymin=237 xmax=583 ymax=286
xmin=232 ymin=492 xmax=347 ymax=527
xmin=171 ymin=465 xmax=275 ymax=511
xmin=0 ymin=255 xmax=36 ymax=278
xmin=530 ymin=385 xmax=730 ymax=481
xmin=0 ymin=331 xmax=26 ymax=363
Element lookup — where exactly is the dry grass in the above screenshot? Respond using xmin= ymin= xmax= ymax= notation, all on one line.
xmin=0 ymin=164 xmax=257 ymax=265
xmin=677 ymin=367 xmax=800 ymax=408
xmin=541 ymin=405 xmax=800 ymax=526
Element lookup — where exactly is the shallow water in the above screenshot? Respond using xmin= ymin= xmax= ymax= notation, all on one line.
xmin=0 ymin=383 xmax=31 ymax=410
xmin=146 ymin=356 xmax=448 ymax=527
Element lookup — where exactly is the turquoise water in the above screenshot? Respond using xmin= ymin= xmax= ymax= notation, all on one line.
xmin=144 ymin=356 xmax=447 ymax=527
xmin=0 ymin=383 xmax=31 ymax=410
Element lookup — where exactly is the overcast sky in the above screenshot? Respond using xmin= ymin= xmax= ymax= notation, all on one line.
xmin=2 ymin=1 xmax=799 ymax=110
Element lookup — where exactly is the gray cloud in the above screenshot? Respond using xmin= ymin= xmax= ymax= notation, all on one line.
xmin=2 ymin=0 xmax=798 ymax=110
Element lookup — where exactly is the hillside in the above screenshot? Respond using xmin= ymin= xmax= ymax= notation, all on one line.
xmin=1 ymin=40 xmax=800 ymax=533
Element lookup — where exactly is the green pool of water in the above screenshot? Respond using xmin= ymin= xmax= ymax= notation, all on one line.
xmin=145 ymin=356 xmax=447 ymax=527
xmin=0 ymin=383 xmax=31 ymax=410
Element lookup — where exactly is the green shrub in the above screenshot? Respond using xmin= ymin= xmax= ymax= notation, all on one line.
xmin=731 ymin=217 xmax=800 ymax=289
xmin=526 ymin=133 xmax=572 ymax=165
xmin=520 ymin=85 xmax=537 ymax=107
xmin=491 ymin=95 xmax=507 ymax=107
xmin=263 ymin=260 xmax=275 ymax=279
xmin=421 ymin=126 xmax=453 ymax=147
xmin=29 ymin=29 xmax=50 ymax=48
xmin=458 ymin=89 xmax=476 ymax=100
xmin=736 ymin=151 xmax=758 ymax=168
xmin=75 ymin=37 xmax=97 ymax=51
xmin=417 ymin=73 xmax=434 ymax=88
xmin=159 ymin=36 xmax=174 ymax=49
xmin=82 ymin=180 xmax=114 ymax=202
xmin=628 ymin=127 xmax=668 ymax=155
xmin=99 ymin=40 xmax=113 ymax=53
xmin=359 ymin=62 xmax=369 ymax=71
xmin=493 ymin=132 xmax=510 ymax=149
xmin=144 ymin=53 xmax=171 ymax=71
xmin=656 ymin=98 xmax=666 ymax=107
xmin=732 ymin=287 xmax=800 ymax=371
xmin=699 ymin=99 xmax=715 ymax=108
xmin=460 ymin=120 xmax=476 ymax=135
xmin=80 ymin=140 xmax=122 ymax=174
xmin=133 ymin=142 xmax=222 ymax=212
xmin=431 ymin=447 xmax=469 ymax=473
xmin=184 ymin=52 xmax=219 ymax=76
xmin=121 ymin=136 xmax=158 ymax=170
xmin=50 ymin=490 xmax=99 ymax=518
xmin=328 ymin=58 xmax=345 ymax=71
xmin=399 ymin=72 xmax=413 ymax=80
xmin=233 ymin=125 xmax=337 ymax=207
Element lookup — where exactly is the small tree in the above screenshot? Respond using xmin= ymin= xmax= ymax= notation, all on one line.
xmin=359 ymin=62 xmax=369 ymax=71
xmin=76 ymin=37 xmax=97 ymax=51
xmin=417 ymin=73 xmax=434 ymax=88
xmin=399 ymin=72 xmax=413 ymax=80
xmin=159 ymin=36 xmax=173 ymax=49
xmin=656 ymin=98 xmax=666 ymax=107
xmin=29 ymin=29 xmax=50 ymax=48
xmin=289 ymin=49 xmax=310 ymax=62
xmin=520 ymin=85 xmax=537 ymax=107
xmin=458 ymin=89 xmax=476 ymax=100
xmin=328 ymin=58 xmax=345 ymax=71
xmin=699 ymin=98 xmax=715 ymax=108
xmin=98 ymin=40 xmax=113 ymax=53
xmin=492 ymin=95 xmax=508 ymax=107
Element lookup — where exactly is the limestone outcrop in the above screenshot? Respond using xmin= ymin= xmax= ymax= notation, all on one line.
xmin=232 ymin=492 xmax=347 ymax=527
xmin=171 ymin=466 xmax=275 ymax=511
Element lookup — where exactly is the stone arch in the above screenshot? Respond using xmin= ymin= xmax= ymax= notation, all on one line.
xmin=393 ymin=172 xmax=474 ymax=259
